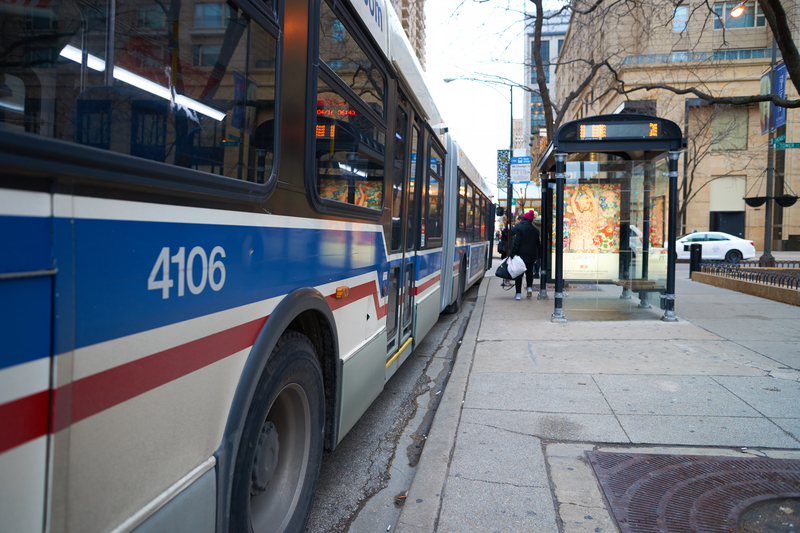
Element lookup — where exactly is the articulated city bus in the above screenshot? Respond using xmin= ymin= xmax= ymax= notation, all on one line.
xmin=0 ymin=0 xmax=493 ymax=531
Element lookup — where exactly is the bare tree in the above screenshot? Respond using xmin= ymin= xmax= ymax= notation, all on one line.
xmin=679 ymin=104 xmax=761 ymax=234
xmin=521 ymin=0 xmax=800 ymax=140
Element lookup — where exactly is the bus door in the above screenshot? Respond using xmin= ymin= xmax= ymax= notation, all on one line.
xmin=400 ymin=122 xmax=422 ymax=345
xmin=386 ymin=98 xmax=418 ymax=366
xmin=0 ymin=190 xmax=54 ymax=533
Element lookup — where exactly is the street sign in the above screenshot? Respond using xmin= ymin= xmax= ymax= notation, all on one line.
xmin=773 ymin=134 xmax=786 ymax=144
xmin=510 ymin=156 xmax=531 ymax=184
xmin=497 ymin=150 xmax=510 ymax=187
xmin=774 ymin=142 xmax=800 ymax=149
xmin=774 ymin=63 xmax=788 ymax=130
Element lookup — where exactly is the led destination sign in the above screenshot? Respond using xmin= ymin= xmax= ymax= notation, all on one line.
xmin=579 ymin=122 xmax=659 ymax=140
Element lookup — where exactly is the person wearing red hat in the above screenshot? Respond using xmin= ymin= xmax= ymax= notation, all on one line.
xmin=510 ymin=210 xmax=540 ymax=299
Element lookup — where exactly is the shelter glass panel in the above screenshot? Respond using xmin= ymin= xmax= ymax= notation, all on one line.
xmin=552 ymin=156 xmax=669 ymax=312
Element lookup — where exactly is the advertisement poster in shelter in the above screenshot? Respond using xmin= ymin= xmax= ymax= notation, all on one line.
xmin=553 ymin=183 xmax=621 ymax=279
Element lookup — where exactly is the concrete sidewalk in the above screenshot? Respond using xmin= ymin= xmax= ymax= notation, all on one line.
xmin=396 ymin=265 xmax=800 ymax=532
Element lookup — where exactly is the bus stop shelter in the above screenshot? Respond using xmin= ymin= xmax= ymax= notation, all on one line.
xmin=536 ymin=114 xmax=685 ymax=322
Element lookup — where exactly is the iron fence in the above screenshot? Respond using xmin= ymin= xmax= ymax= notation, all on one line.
xmin=738 ymin=259 xmax=800 ymax=269
xmin=700 ymin=261 xmax=800 ymax=290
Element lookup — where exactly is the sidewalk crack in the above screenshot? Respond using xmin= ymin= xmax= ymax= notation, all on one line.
xmin=449 ymin=475 xmax=547 ymax=489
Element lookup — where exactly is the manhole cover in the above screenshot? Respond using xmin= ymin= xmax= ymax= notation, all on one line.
xmin=587 ymin=452 xmax=800 ymax=533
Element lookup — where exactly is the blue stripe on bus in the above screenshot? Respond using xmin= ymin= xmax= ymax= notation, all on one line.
xmin=0 ymin=216 xmax=54 ymax=370
xmin=0 ymin=276 xmax=53 ymax=371
xmin=415 ymin=250 xmax=442 ymax=281
xmin=0 ymin=215 xmax=52 ymax=274
xmin=58 ymin=218 xmax=389 ymax=352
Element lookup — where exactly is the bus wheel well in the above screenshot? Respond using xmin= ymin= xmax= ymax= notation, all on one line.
xmin=287 ymin=310 xmax=338 ymax=451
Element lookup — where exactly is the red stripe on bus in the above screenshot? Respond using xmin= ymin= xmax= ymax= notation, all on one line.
xmin=4 ymin=282 xmax=391 ymax=452
xmin=56 ymin=316 xmax=268 ymax=431
xmin=415 ymin=274 xmax=441 ymax=296
xmin=0 ymin=389 xmax=50 ymax=454
xmin=325 ymin=280 xmax=386 ymax=320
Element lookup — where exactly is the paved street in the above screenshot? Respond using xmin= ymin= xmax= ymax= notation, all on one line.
xmin=396 ymin=258 xmax=800 ymax=533
xmin=307 ymin=289 xmax=479 ymax=532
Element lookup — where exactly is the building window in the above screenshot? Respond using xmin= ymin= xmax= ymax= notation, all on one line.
xmin=25 ymin=7 xmax=59 ymax=30
xmin=137 ymin=5 xmax=166 ymax=28
xmin=714 ymin=2 xmax=765 ymax=29
xmin=531 ymin=40 xmax=550 ymax=83
xmin=194 ymin=3 xmax=230 ymax=28
xmin=192 ymin=44 xmax=221 ymax=66
xmin=712 ymin=107 xmax=748 ymax=151
xmin=673 ymin=6 xmax=687 ymax=31
xmin=557 ymin=39 xmax=563 ymax=56
xmin=332 ymin=20 xmax=345 ymax=42
xmin=530 ymin=93 xmax=545 ymax=130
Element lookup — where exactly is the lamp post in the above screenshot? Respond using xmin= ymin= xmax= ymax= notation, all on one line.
xmin=443 ymin=76 xmax=540 ymax=256
xmin=760 ymin=36 xmax=778 ymax=267
xmin=729 ymin=2 xmax=776 ymax=265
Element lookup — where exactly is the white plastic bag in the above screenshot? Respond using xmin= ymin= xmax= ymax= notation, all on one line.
xmin=507 ymin=255 xmax=526 ymax=279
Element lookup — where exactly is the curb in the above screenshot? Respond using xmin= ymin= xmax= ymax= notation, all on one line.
xmin=691 ymin=271 xmax=800 ymax=307
xmin=395 ymin=278 xmax=490 ymax=532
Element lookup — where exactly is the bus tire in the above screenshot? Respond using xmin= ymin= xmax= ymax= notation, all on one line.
xmin=229 ymin=332 xmax=325 ymax=533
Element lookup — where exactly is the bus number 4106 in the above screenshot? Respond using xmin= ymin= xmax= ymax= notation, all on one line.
xmin=148 ymin=246 xmax=227 ymax=299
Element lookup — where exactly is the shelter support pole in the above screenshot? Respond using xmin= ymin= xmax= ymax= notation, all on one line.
xmin=662 ymin=151 xmax=680 ymax=322
xmin=551 ymin=153 xmax=567 ymax=322
xmin=538 ymin=172 xmax=549 ymax=300
xmin=639 ymin=164 xmax=652 ymax=309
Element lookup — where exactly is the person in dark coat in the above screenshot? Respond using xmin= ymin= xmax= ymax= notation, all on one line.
xmin=510 ymin=210 xmax=540 ymax=299
xmin=499 ymin=216 xmax=509 ymax=259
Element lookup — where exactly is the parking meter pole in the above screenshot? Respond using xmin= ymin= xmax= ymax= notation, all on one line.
xmin=689 ymin=243 xmax=702 ymax=274
xmin=538 ymin=173 xmax=549 ymax=300
xmin=662 ymin=151 xmax=680 ymax=322
xmin=506 ymin=183 xmax=513 ymax=256
xmin=551 ymin=154 xmax=567 ymax=322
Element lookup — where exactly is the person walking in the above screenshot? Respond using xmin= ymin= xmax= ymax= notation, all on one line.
xmin=510 ymin=210 xmax=540 ymax=300
xmin=499 ymin=216 xmax=517 ymax=287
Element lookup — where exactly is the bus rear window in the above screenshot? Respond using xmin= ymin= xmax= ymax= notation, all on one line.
xmin=0 ymin=0 xmax=278 ymax=184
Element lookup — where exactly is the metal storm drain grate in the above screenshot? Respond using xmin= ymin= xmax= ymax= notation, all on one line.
xmin=587 ymin=451 xmax=800 ymax=533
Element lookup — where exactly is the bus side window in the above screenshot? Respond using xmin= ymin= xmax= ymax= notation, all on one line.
xmin=0 ymin=0 xmax=280 ymax=184
xmin=314 ymin=0 xmax=386 ymax=216
xmin=423 ymin=144 xmax=444 ymax=248
xmin=465 ymin=183 xmax=474 ymax=241
xmin=315 ymin=79 xmax=385 ymax=211
xmin=458 ymin=174 xmax=466 ymax=232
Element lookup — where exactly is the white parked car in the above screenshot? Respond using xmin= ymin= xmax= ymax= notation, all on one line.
xmin=676 ymin=231 xmax=756 ymax=262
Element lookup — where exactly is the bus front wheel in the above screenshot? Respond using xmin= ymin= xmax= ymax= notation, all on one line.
xmin=230 ymin=332 xmax=325 ymax=533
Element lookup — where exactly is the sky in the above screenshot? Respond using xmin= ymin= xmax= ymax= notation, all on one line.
xmin=424 ymin=0 xmax=529 ymax=197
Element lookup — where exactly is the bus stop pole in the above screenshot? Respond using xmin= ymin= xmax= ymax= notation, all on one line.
xmin=538 ymin=172 xmax=549 ymax=300
xmin=551 ymin=153 xmax=567 ymax=322
xmin=662 ymin=151 xmax=680 ymax=322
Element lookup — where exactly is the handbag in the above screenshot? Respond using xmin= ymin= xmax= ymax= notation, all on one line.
xmin=507 ymin=255 xmax=526 ymax=279
xmin=494 ymin=258 xmax=513 ymax=280
xmin=497 ymin=239 xmax=508 ymax=255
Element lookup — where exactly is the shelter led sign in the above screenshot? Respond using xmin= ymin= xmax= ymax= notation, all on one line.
xmin=579 ymin=122 xmax=659 ymax=140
